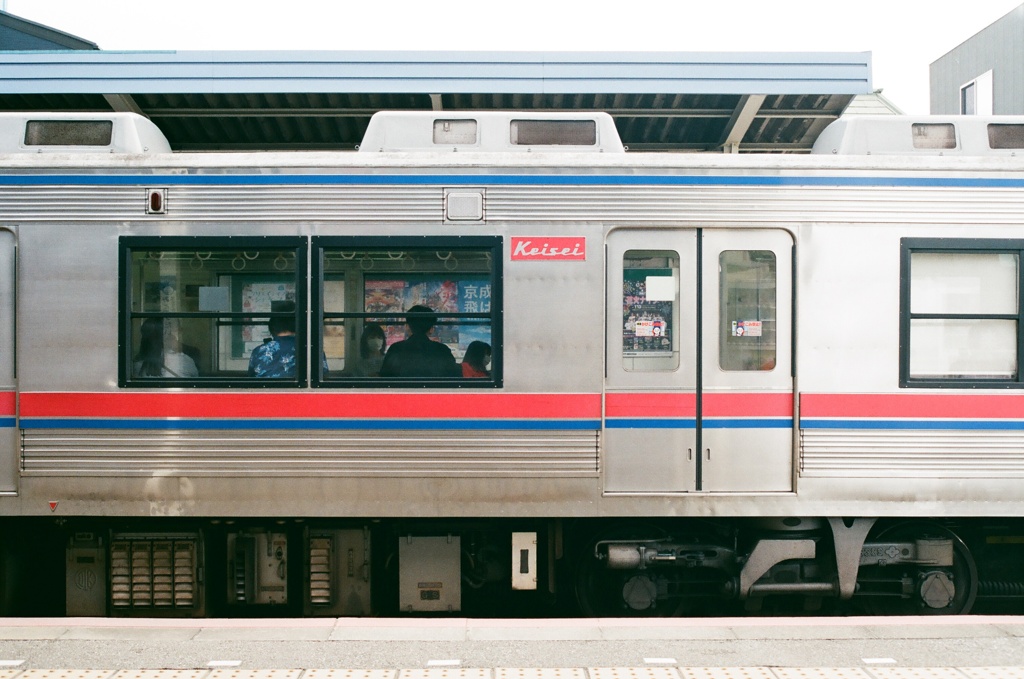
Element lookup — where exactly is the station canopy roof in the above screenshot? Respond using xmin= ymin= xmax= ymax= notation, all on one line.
xmin=0 ymin=50 xmax=872 ymax=153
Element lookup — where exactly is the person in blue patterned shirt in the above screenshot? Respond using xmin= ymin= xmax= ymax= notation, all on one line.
xmin=248 ymin=301 xmax=298 ymax=378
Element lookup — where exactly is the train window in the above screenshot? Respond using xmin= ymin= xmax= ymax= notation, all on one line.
xmin=719 ymin=250 xmax=777 ymax=371
xmin=901 ymin=239 xmax=1024 ymax=387
xmin=988 ymin=124 xmax=1024 ymax=149
xmin=510 ymin=120 xmax=597 ymax=146
xmin=911 ymin=123 xmax=957 ymax=150
xmin=622 ymin=250 xmax=679 ymax=371
xmin=25 ymin=120 xmax=113 ymax=146
xmin=313 ymin=237 xmax=502 ymax=387
xmin=119 ymin=237 xmax=308 ymax=387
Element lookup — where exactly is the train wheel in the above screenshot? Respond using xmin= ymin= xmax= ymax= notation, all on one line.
xmin=862 ymin=522 xmax=977 ymax=616
xmin=574 ymin=524 xmax=688 ymax=617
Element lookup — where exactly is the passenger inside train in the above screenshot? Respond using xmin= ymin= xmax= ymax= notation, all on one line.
xmin=343 ymin=323 xmax=388 ymax=377
xmin=461 ymin=340 xmax=491 ymax=378
xmin=379 ymin=305 xmax=461 ymax=378
xmin=133 ymin=317 xmax=200 ymax=378
xmin=248 ymin=300 xmax=298 ymax=378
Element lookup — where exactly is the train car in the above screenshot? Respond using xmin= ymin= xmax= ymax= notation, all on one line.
xmin=0 ymin=110 xmax=1022 ymax=617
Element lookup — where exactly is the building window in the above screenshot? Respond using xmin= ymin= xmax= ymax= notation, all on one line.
xmin=313 ymin=237 xmax=502 ymax=387
xmin=119 ymin=237 xmax=308 ymax=387
xmin=960 ymin=70 xmax=993 ymax=116
xmin=900 ymin=238 xmax=1023 ymax=387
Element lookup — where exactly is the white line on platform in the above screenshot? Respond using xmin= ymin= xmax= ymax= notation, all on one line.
xmin=0 ymin=661 xmax=23 ymax=667
xmin=643 ymin=659 xmax=678 ymax=665
xmin=427 ymin=660 xmax=462 ymax=667
xmin=208 ymin=661 xmax=243 ymax=667
xmin=862 ymin=658 xmax=897 ymax=664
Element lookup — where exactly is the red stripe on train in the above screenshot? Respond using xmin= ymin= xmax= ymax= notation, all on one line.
xmin=605 ymin=393 xmax=696 ymax=418
xmin=0 ymin=391 xmax=13 ymax=416
xmin=605 ymin=392 xmax=792 ymax=418
xmin=19 ymin=392 xmax=602 ymax=420
xmin=800 ymin=393 xmax=1024 ymax=419
xmin=703 ymin=393 xmax=793 ymax=417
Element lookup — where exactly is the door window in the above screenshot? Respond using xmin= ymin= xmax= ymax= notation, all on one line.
xmin=622 ymin=250 xmax=679 ymax=371
xmin=718 ymin=250 xmax=777 ymax=371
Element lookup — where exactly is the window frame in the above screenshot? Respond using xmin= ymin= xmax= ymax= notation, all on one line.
xmin=118 ymin=236 xmax=309 ymax=388
xmin=899 ymin=237 xmax=1024 ymax=388
xmin=312 ymin=235 xmax=503 ymax=389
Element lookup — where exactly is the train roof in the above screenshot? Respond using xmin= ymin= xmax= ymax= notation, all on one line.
xmin=3 ymin=111 xmax=1024 ymax=159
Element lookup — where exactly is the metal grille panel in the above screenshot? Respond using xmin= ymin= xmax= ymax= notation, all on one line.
xmin=308 ymin=537 xmax=332 ymax=606
xmin=109 ymin=535 xmax=199 ymax=611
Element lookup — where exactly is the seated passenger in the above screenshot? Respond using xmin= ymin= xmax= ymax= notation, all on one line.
xmin=248 ymin=300 xmax=298 ymax=378
xmin=379 ymin=305 xmax=460 ymax=378
xmin=461 ymin=340 xmax=491 ymax=378
xmin=344 ymin=323 xmax=387 ymax=377
xmin=134 ymin=317 xmax=199 ymax=378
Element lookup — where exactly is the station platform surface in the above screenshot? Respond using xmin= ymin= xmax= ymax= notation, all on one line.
xmin=0 ymin=615 xmax=1020 ymax=678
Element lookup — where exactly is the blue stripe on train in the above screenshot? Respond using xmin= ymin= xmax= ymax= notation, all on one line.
xmin=4 ymin=174 xmax=1024 ymax=189
xmin=801 ymin=419 xmax=1024 ymax=430
xmin=19 ymin=418 xmax=603 ymax=431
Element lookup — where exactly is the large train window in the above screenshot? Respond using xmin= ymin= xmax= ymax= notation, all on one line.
xmin=119 ymin=237 xmax=308 ymax=387
xmin=312 ymin=237 xmax=502 ymax=387
xmin=622 ymin=250 xmax=679 ymax=371
xmin=900 ymin=238 xmax=1023 ymax=387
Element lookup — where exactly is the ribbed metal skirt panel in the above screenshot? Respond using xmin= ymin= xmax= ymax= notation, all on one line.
xmin=0 ymin=187 xmax=145 ymax=221
xmin=4 ymin=185 xmax=1024 ymax=225
xmin=0 ymin=186 xmax=444 ymax=222
xmin=484 ymin=186 xmax=1024 ymax=225
xmin=22 ymin=429 xmax=600 ymax=477
xmin=800 ymin=429 xmax=1024 ymax=477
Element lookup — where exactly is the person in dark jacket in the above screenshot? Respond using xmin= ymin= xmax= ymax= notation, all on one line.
xmin=379 ymin=305 xmax=459 ymax=378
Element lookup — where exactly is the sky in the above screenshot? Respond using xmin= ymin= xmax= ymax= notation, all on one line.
xmin=3 ymin=0 xmax=1023 ymax=114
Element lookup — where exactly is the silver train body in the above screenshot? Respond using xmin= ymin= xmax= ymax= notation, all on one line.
xmin=0 ymin=111 xmax=1022 ymax=617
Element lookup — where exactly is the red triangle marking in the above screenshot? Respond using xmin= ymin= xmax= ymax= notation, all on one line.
xmin=48 ymin=501 xmax=58 ymax=512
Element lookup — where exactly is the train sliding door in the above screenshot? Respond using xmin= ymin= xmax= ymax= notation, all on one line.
xmin=604 ymin=227 xmax=793 ymax=493
xmin=699 ymin=229 xmax=793 ymax=491
xmin=604 ymin=229 xmax=698 ymax=492
xmin=0 ymin=229 xmax=14 ymax=493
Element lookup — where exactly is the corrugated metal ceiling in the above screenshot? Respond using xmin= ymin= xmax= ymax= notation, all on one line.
xmin=0 ymin=51 xmax=871 ymax=153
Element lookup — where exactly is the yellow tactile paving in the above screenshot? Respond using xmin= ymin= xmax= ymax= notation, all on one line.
xmin=773 ymin=670 xmax=874 ymax=679
xmin=496 ymin=671 xmax=587 ymax=679
xmin=19 ymin=673 xmax=118 ymax=679
xmin=678 ymin=670 xmax=777 ymax=679
xmin=958 ymin=670 xmax=1024 ymax=679
xmin=2 ymin=669 xmax=1024 ymax=679
xmin=863 ymin=669 xmax=969 ymax=678
xmin=397 ymin=671 xmax=491 ymax=679
xmin=588 ymin=669 xmax=681 ymax=679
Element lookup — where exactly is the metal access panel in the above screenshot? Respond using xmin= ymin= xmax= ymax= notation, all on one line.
xmin=227 ymin=530 xmax=288 ymax=605
xmin=399 ymin=535 xmax=461 ymax=612
xmin=511 ymin=532 xmax=538 ymax=590
xmin=66 ymin=533 xmax=107 ymax=616
xmin=304 ymin=527 xmax=372 ymax=616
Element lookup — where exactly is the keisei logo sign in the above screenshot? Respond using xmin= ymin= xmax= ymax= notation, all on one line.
xmin=511 ymin=237 xmax=586 ymax=261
